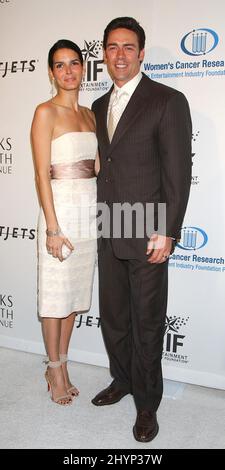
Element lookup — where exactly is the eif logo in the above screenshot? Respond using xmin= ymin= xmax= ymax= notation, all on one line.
xmin=177 ymin=226 xmax=208 ymax=250
xmin=82 ymin=40 xmax=103 ymax=81
xmin=191 ymin=131 xmax=200 ymax=185
xmin=191 ymin=131 xmax=200 ymax=166
xmin=181 ymin=28 xmax=219 ymax=56
xmin=164 ymin=315 xmax=189 ymax=353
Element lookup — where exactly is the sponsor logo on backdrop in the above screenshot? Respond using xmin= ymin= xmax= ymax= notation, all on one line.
xmin=0 ymin=59 xmax=37 ymax=78
xmin=0 ymin=226 xmax=35 ymax=240
xmin=0 ymin=137 xmax=12 ymax=174
xmin=75 ymin=313 xmax=100 ymax=329
xmin=177 ymin=226 xmax=208 ymax=250
xmin=191 ymin=131 xmax=200 ymax=185
xmin=0 ymin=294 xmax=14 ymax=329
xmin=0 ymin=0 xmax=10 ymax=4
xmin=169 ymin=226 xmax=225 ymax=273
xmin=163 ymin=315 xmax=189 ymax=363
xmin=181 ymin=28 xmax=219 ymax=56
xmin=80 ymin=40 xmax=110 ymax=92
xmin=143 ymin=27 xmax=225 ymax=80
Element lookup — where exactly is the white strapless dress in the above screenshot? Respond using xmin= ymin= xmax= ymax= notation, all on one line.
xmin=37 ymin=132 xmax=97 ymax=318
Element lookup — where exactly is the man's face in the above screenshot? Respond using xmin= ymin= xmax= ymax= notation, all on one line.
xmin=103 ymin=28 xmax=145 ymax=87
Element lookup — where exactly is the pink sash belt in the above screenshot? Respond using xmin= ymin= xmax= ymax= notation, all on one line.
xmin=50 ymin=159 xmax=95 ymax=179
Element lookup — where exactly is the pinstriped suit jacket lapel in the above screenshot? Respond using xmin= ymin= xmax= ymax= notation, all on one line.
xmin=106 ymin=77 xmax=150 ymax=154
xmin=96 ymin=87 xmax=112 ymax=151
xmin=96 ymin=76 xmax=151 ymax=156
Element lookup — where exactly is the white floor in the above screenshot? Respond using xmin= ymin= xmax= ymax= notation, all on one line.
xmin=0 ymin=347 xmax=224 ymax=449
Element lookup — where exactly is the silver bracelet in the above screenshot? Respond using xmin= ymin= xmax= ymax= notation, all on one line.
xmin=46 ymin=227 xmax=61 ymax=237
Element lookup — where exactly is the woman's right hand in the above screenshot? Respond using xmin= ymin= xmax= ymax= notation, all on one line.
xmin=46 ymin=233 xmax=74 ymax=262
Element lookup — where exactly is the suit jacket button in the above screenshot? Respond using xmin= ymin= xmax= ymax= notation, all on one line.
xmin=105 ymin=178 xmax=109 ymax=183
xmin=107 ymin=157 xmax=112 ymax=162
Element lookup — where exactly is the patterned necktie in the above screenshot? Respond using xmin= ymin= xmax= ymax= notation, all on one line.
xmin=107 ymin=90 xmax=127 ymax=142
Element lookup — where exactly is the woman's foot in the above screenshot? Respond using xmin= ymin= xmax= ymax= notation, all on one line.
xmin=60 ymin=354 xmax=79 ymax=397
xmin=45 ymin=360 xmax=73 ymax=405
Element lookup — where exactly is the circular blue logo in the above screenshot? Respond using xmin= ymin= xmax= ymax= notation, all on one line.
xmin=181 ymin=28 xmax=219 ymax=56
xmin=177 ymin=226 xmax=208 ymax=251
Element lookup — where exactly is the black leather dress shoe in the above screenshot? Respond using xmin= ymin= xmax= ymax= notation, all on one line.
xmin=133 ymin=410 xmax=159 ymax=442
xmin=91 ymin=383 xmax=129 ymax=406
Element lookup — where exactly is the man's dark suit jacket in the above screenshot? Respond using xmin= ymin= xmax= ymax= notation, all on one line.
xmin=92 ymin=73 xmax=192 ymax=259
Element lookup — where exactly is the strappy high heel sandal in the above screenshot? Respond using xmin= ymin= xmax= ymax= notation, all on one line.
xmin=60 ymin=354 xmax=79 ymax=397
xmin=45 ymin=360 xmax=73 ymax=406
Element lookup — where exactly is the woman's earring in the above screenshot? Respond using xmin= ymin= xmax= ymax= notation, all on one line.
xmin=51 ymin=78 xmax=55 ymax=98
xmin=82 ymin=62 xmax=86 ymax=82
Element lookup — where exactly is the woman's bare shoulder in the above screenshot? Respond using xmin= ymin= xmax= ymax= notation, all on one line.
xmin=81 ymin=106 xmax=96 ymax=128
xmin=32 ymin=101 xmax=57 ymax=130
xmin=31 ymin=101 xmax=57 ymax=138
xmin=34 ymin=100 xmax=56 ymax=116
xmin=81 ymin=105 xmax=94 ymax=117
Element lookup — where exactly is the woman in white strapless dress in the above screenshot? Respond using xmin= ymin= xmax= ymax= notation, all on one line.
xmin=31 ymin=40 xmax=99 ymax=405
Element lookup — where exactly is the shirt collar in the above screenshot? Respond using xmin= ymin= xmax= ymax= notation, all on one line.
xmin=113 ymin=71 xmax=142 ymax=98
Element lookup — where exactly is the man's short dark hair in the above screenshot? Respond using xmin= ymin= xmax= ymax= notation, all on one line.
xmin=103 ymin=17 xmax=146 ymax=51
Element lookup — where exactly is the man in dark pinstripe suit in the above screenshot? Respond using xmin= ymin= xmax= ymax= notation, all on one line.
xmin=91 ymin=17 xmax=192 ymax=442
